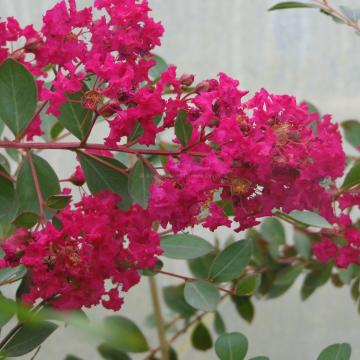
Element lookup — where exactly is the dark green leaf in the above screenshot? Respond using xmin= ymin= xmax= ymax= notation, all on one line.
xmin=149 ymin=55 xmax=168 ymax=81
xmin=0 ymin=165 xmax=17 ymax=222
xmin=209 ymin=240 xmax=252 ymax=283
xmin=213 ymin=312 xmax=226 ymax=335
xmin=98 ymin=343 xmax=131 ymax=360
xmin=317 ymin=343 xmax=351 ymax=360
xmin=0 ymin=296 xmax=16 ymax=327
xmin=1 ymin=321 xmax=58 ymax=357
xmin=0 ymin=119 xmax=4 ymax=137
xmin=6 ymin=148 xmax=19 ymax=162
xmin=58 ymin=90 xmax=93 ymax=140
xmin=128 ymin=121 xmax=144 ymax=142
xmin=175 ymin=109 xmax=192 ymax=147
xmin=249 ymin=357 xmax=270 ymax=360
xmin=342 ymin=161 xmax=360 ymax=191
xmin=260 ymin=218 xmax=285 ymax=258
xmin=232 ymin=296 xmax=254 ymax=323
xmin=128 ymin=159 xmax=153 ymax=208
xmin=188 ymin=252 xmax=217 ymax=278
xmin=0 ymin=154 xmax=10 ymax=174
xmin=0 ymin=59 xmax=37 ymax=136
xmin=16 ymin=154 xmax=60 ymax=217
xmin=215 ymin=332 xmax=248 ymax=360
xmin=304 ymin=263 xmax=333 ymax=289
xmin=191 ymin=322 xmax=212 ymax=351
xmin=50 ymin=122 xmax=64 ymax=140
xmin=104 ymin=316 xmax=149 ymax=353
xmin=342 ymin=120 xmax=360 ymax=149
xmin=236 ymin=275 xmax=260 ymax=296
xmin=161 ymin=234 xmax=213 ymax=260
xmin=163 ymin=285 xmax=196 ymax=318
xmin=294 ymin=230 xmax=313 ymax=259
xmin=288 ymin=210 xmax=332 ymax=228
xmin=77 ymin=152 xmax=132 ymax=210
xmin=184 ymin=282 xmax=220 ymax=311
xmin=269 ymin=2 xmax=318 ymax=11
xmin=47 ymin=194 xmax=72 ymax=210
xmin=12 ymin=212 xmax=39 ymax=229
xmin=274 ymin=264 xmax=304 ymax=286
xmin=64 ymin=356 xmax=84 ymax=360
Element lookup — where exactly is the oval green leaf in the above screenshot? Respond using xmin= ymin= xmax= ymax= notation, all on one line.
xmin=317 ymin=343 xmax=351 ymax=360
xmin=209 ymin=239 xmax=252 ymax=283
xmin=103 ymin=316 xmax=149 ymax=353
xmin=16 ymin=154 xmax=60 ymax=217
xmin=269 ymin=2 xmax=318 ymax=11
xmin=236 ymin=275 xmax=260 ymax=296
xmin=77 ymin=152 xmax=132 ymax=210
xmin=128 ymin=159 xmax=153 ymax=208
xmin=98 ymin=343 xmax=131 ymax=360
xmin=175 ymin=109 xmax=192 ymax=147
xmin=0 ymin=59 xmax=37 ymax=136
xmin=47 ymin=194 xmax=72 ymax=210
xmin=342 ymin=120 xmax=360 ymax=149
xmin=288 ymin=210 xmax=332 ymax=228
xmin=215 ymin=332 xmax=248 ymax=360
xmin=12 ymin=212 xmax=39 ymax=229
xmin=163 ymin=285 xmax=196 ymax=319
xmin=342 ymin=161 xmax=360 ymax=191
xmin=184 ymin=282 xmax=220 ymax=311
xmin=161 ymin=234 xmax=213 ymax=260
xmin=0 ymin=165 xmax=17 ymax=222
xmin=1 ymin=321 xmax=58 ymax=357
xmin=191 ymin=322 xmax=212 ymax=351
xmin=58 ymin=90 xmax=93 ymax=140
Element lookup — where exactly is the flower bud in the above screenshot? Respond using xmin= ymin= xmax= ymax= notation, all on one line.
xmin=195 ymin=80 xmax=210 ymax=93
xmin=24 ymin=38 xmax=42 ymax=53
xmin=179 ymin=73 xmax=194 ymax=87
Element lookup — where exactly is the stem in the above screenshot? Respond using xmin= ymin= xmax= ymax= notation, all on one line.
xmin=28 ymin=150 xmax=45 ymax=222
xmin=0 ymin=141 xmax=206 ymax=157
xmin=148 ymin=276 xmax=169 ymax=360
xmin=157 ymin=270 xmax=236 ymax=296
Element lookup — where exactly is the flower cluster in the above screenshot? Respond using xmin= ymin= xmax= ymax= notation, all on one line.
xmin=0 ymin=191 xmax=161 ymax=310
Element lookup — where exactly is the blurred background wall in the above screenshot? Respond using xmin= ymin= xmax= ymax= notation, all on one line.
xmin=0 ymin=0 xmax=359 ymax=359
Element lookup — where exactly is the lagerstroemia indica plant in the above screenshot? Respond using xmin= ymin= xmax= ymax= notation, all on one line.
xmin=0 ymin=0 xmax=358 ymax=359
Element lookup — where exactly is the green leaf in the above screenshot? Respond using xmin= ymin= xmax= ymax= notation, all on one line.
xmin=16 ymin=154 xmax=60 ymax=217
xmin=128 ymin=159 xmax=153 ymax=208
xmin=304 ymin=263 xmax=333 ymax=289
xmin=149 ymin=54 xmax=168 ymax=81
xmin=288 ymin=210 xmax=332 ymax=228
xmin=0 ymin=165 xmax=17 ymax=222
xmin=184 ymin=282 xmax=220 ymax=311
xmin=58 ymin=90 xmax=93 ymax=140
xmin=269 ymin=2 xmax=318 ymax=11
xmin=6 ymin=148 xmax=19 ymax=162
xmin=161 ymin=234 xmax=213 ymax=260
xmin=317 ymin=343 xmax=351 ymax=360
xmin=1 ymin=321 xmax=58 ymax=357
xmin=208 ymin=240 xmax=252 ymax=283
xmin=188 ymin=253 xmax=217 ymax=278
xmin=342 ymin=120 xmax=360 ymax=149
xmin=0 ymin=59 xmax=37 ymax=136
xmin=0 ymin=265 xmax=26 ymax=285
xmin=138 ymin=259 xmax=163 ymax=276
xmin=12 ymin=212 xmax=39 ymax=229
xmin=47 ymin=194 xmax=72 ymax=210
xmin=342 ymin=161 xmax=360 ymax=191
xmin=0 ymin=119 xmax=4 ymax=137
xmin=213 ymin=312 xmax=226 ymax=335
xmin=64 ymin=356 xmax=84 ymax=360
xmin=191 ymin=322 xmax=212 ymax=351
xmin=163 ymin=285 xmax=196 ymax=318
xmin=0 ymin=296 xmax=16 ymax=327
xmin=274 ymin=264 xmax=304 ymax=286
xmin=175 ymin=109 xmax=192 ymax=147
xmin=0 ymin=154 xmax=11 ymax=173
xmin=236 ymin=275 xmax=260 ymax=296
xmin=232 ymin=296 xmax=254 ymax=323
xmin=104 ymin=316 xmax=149 ymax=353
xmin=98 ymin=343 xmax=131 ymax=360
xmin=77 ymin=152 xmax=132 ymax=210
xmin=215 ymin=332 xmax=248 ymax=360
xmin=249 ymin=357 xmax=270 ymax=360
xmin=128 ymin=121 xmax=144 ymax=142
xmin=260 ymin=218 xmax=285 ymax=258
xmin=294 ymin=230 xmax=313 ymax=259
